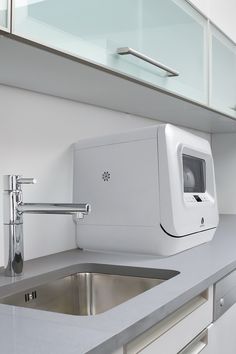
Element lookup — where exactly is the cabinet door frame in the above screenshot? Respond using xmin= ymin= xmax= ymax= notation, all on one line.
xmin=208 ymin=21 xmax=236 ymax=117
xmin=0 ymin=0 xmax=11 ymax=33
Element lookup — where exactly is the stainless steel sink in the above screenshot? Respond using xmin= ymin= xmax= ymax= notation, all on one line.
xmin=0 ymin=265 xmax=179 ymax=315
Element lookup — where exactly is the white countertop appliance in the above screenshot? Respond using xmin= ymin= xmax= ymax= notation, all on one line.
xmin=73 ymin=124 xmax=218 ymax=256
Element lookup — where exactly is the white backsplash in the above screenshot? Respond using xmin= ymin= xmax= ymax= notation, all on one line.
xmin=0 ymin=84 xmax=210 ymax=266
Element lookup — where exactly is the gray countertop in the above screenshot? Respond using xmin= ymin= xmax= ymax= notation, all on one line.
xmin=0 ymin=215 xmax=236 ymax=354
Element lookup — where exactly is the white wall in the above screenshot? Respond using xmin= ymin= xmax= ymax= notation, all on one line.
xmin=212 ymin=134 xmax=236 ymax=214
xmin=0 ymin=84 xmax=156 ymax=267
xmin=0 ymin=84 xmax=210 ymax=267
xmin=188 ymin=0 xmax=236 ymax=43
xmin=208 ymin=0 xmax=236 ymax=43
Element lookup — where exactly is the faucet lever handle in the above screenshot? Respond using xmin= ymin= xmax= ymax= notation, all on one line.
xmin=17 ymin=177 xmax=37 ymax=185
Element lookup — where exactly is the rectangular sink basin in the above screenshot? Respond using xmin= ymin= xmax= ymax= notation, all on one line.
xmin=0 ymin=265 xmax=179 ymax=315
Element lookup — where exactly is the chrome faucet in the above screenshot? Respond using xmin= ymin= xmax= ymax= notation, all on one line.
xmin=3 ymin=175 xmax=91 ymax=277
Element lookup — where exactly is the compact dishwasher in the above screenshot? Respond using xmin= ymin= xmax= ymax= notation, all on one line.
xmin=73 ymin=124 xmax=218 ymax=256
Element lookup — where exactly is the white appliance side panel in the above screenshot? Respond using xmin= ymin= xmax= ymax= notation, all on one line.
xmin=76 ymin=225 xmax=161 ymax=254
xmin=76 ymin=224 xmax=215 ymax=255
xmin=74 ymin=138 xmax=160 ymax=227
xmin=74 ymin=124 xmax=158 ymax=150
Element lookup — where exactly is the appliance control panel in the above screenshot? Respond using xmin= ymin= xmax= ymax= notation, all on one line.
xmin=184 ymin=194 xmax=210 ymax=203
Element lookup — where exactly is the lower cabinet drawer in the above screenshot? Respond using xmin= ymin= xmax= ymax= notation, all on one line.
xmin=178 ymin=328 xmax=209 ymax=354
xmin=124 ymin=286 xmax=213 ymax=354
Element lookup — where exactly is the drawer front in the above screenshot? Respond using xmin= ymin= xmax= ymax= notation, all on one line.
xmin=12 ymin=0 xmax=207 ymax=104
xmin=178 ymin=328 xmax=208 ymax=354
xmin=126 ymin=287 xmax=213 ymax=354
xmin=206 ymin=304 xmax=236 ymax=354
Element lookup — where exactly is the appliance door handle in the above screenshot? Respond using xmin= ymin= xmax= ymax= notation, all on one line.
xmin=116 ymin=47 xmax=179 ymax=77
xmin=178 ymin=328 xmax=208 ymax=354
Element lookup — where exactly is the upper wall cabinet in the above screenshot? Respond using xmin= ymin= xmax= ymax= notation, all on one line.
xmin=12 ymin=0 xmax=208 ymax=105
xmin=210 ymin=25 xmax=236 ymax=118
xmin=0 ymin=0 xmax=10 ymax=32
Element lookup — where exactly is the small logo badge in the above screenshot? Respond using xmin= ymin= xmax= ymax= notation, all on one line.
xmin=102 ymin=171 xmax=111 ymax=182
xmin=201 ymin=217 xmax=205 ymax=225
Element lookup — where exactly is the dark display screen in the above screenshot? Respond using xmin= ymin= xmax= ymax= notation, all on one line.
xmin=194 ymin=195 xmax=202 ymax=202
xmin=183 ymin=154 xmax=206 ymax=193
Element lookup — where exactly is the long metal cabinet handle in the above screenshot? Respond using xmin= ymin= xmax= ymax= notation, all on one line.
xmin=116 ymin=47 xmax=179 ymax=77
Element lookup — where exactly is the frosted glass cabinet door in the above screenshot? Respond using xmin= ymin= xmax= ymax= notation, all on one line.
xmin=0 ymin=0 xmax=10 ymax=32
xmin=12 ymin=0 xmax=207 ymax=104
xmin=210 ymin=25 xmax=236 ymax=118
xmin=114 ymin=0 xmax=208 ymax=104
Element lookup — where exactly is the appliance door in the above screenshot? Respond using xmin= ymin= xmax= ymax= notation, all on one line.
xmin=158 ymin=124 xmax=218 ymax=237
xmin=183 ymin=154 xmax=206 ymax=194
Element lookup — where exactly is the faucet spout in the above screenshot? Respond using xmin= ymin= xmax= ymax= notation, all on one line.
xmin=19 ymin=203 xmax=90 ymax=215
xmin=3 ymin=175 xmax=91 ymax=277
